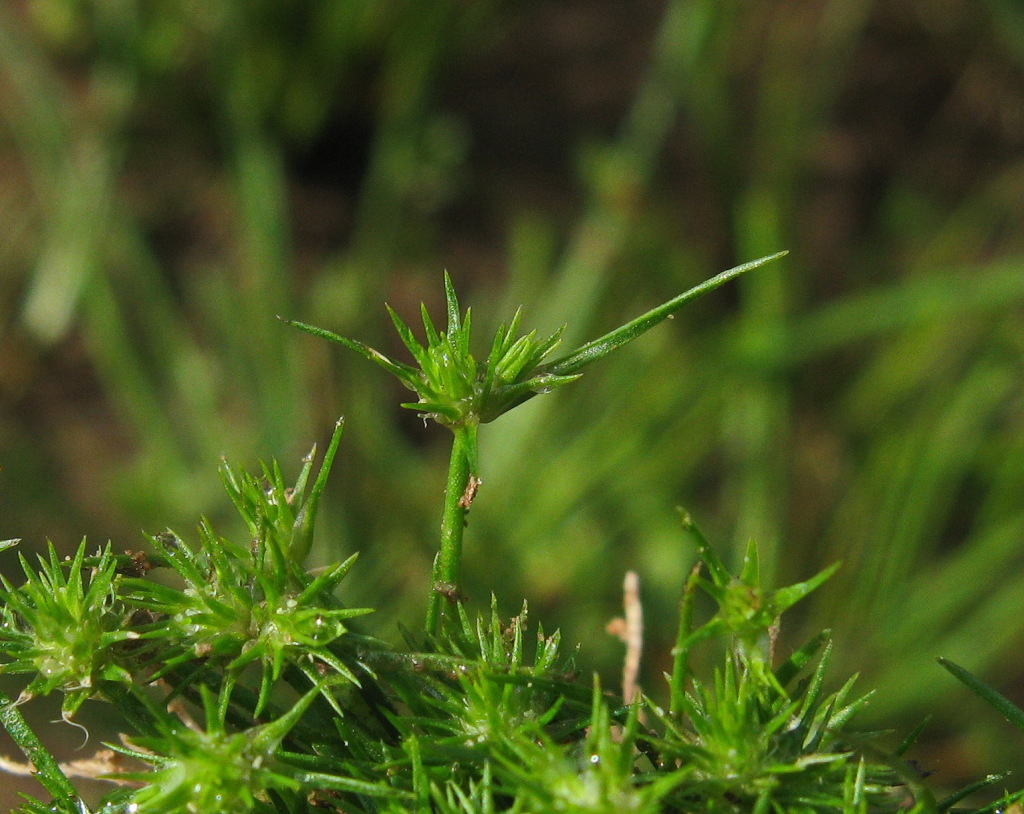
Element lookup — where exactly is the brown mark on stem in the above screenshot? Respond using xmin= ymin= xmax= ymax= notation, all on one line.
xmin=458 ymin=473 xmax=481 ymax=509
xmin=433 ymin=581 xmax=463 ymax=604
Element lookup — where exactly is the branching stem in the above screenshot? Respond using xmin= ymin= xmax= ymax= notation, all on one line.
xmin=426 ymin=422 xmax=478 ymax=635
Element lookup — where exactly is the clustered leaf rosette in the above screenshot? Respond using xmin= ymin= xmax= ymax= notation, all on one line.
xmin=692 ymin=531 xmax=837 ymax=662
xmin=111 ymin=686 xmax=311 ymax=814
xmin=108 ymin=685 xmax=402 ymax=814
xmin=0 ymin=541 xmax=137 ymax=719
xmin=120 ymin=420 xmax=373 ymax=717
xmin=380 ymin=597 xmax=586 ymax=754
xmin=124 ymin=529 xmax=370 ymax=717
xmin=222 ymin=415 xmax=346 ymax=566
xmin=492 ymin=680 xmax=689 ymax=814
xmin=287 ymin=273 xmax=579 ymax=429
xmin=648 ymin=518 xmax=936 ymax=813
xmin=285 ymin=255 xmax=787 ymax=430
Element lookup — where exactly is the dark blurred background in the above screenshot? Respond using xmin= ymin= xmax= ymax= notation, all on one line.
xmin=1 ymin=0 xmax=1024 ymax=806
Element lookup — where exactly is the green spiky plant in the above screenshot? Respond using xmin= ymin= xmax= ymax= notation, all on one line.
xmin=1 ymin=260 xmax=1021 ymax=814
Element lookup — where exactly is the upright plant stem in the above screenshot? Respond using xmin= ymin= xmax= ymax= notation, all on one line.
xmin=669 ymin=563 xmax=702 ymax=720
xmin=426 ymin=423 xmax=478 ymax=635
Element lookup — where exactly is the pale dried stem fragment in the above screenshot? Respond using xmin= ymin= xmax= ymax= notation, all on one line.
xmin=606 ymin=570 xmax=644 ymax=706
xmin=0 ymin=749 xmax=138 ymax=784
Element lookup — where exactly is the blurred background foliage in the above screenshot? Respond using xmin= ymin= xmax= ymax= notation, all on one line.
xmin=1 ymin=0 xmax=1024 ymax=798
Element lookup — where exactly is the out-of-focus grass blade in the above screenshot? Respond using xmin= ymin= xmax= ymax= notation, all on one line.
xmin=789 ymin=258 xmax=1024 ymax=362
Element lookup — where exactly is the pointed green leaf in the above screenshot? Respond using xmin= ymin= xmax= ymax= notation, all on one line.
xmin=893 ymin=715 xmax=931 ymax=759
xmin=459 ymin=307 xmax=473 ymax=356
xmin=479 ymin=374 xmax=581 ymax=421
xmin=443 ymin=270 xmax=461 ymax=334
xmin=679 ymin=510 xmax=731 ymax=588
xmin=545 ymin=252 xmax=787 ymax=376
xmin=480 ymin=331 xmax=505 ymax=400
xmin=284 ymin=318 xmax=419 ymax=384
xmin=936 ymin=774 xmax=1006 ymax=812
xmin=400 ymin=400 xmax=464 ymax=422
xmin=795 ymin=638 xmax=833 ymax=727
xmin=772 ymin=561 xmax=841 ymax=614
xmin=386 ymin=304 xmax=432 ymax=370
xmin=504 ymin=307 xmax=524 ymax=351
xmin=527 ymin=325 xmax=566 ymax=366
xmin=938 ymin=657 xmax=1024 ymax=733
xmin=494 ymin=332 xmax=538 ymax=380
xmin=774 ymin=629 xmax=830 ymax=688
xmin=739 ymin=538 xmax=760 ymax=585
xmin=290 ymin=417 xmax=345 ymax=563
xmin=289 ymin=443 xmax=317 ymax=508
xmin=297 ymin=553 xmax=360 ymax=603
xmin=419 ymin=301 xmax=440 ymax=346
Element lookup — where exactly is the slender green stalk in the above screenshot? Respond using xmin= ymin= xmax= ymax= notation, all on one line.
xmin=669 ymin=561 xmax=702 ymax=720
xmin=0 ymin=688 xmax=77 ymax=801
xmin=426 ymin=423 xmax=478 ymax=635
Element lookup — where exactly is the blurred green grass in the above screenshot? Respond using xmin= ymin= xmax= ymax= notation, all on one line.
xmin=1 ymin=0 xmax=1024 ymax=799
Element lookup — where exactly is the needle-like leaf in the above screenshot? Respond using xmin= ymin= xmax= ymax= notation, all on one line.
xmin=545 ymin=252 xmax=787 ymax=376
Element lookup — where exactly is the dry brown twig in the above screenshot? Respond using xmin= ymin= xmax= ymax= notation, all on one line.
xmin=605 ymin=570 xmax=643 ymax=706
